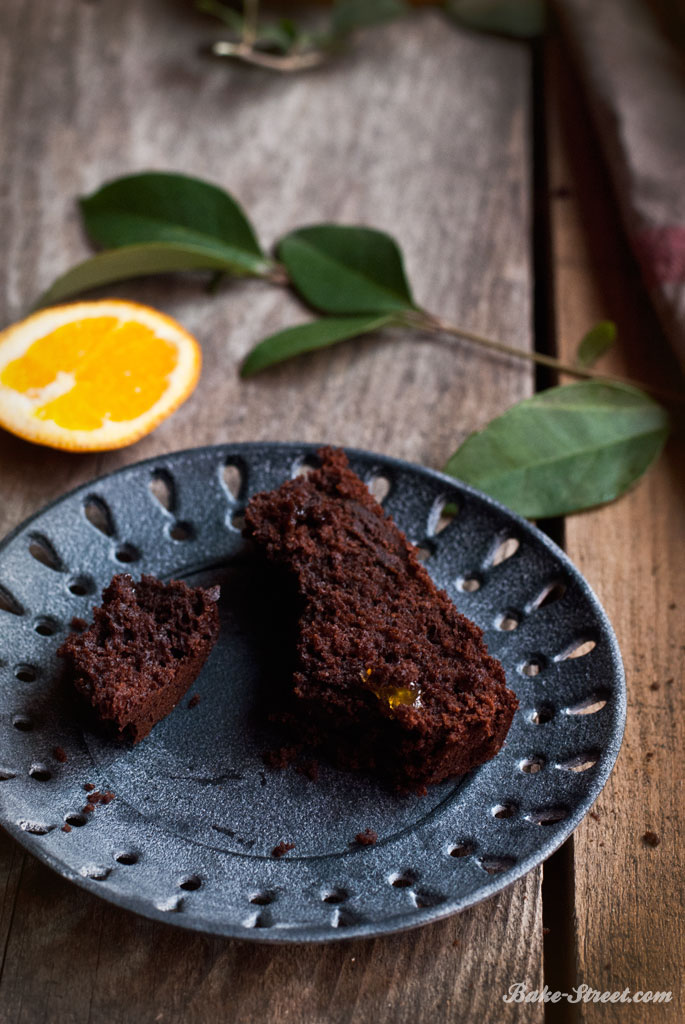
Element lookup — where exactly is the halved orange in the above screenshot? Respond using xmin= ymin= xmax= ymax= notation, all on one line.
xmin=0 ymin=300 xmax=201 ymax=451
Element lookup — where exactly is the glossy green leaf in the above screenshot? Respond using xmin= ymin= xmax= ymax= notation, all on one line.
xmin=444 ymin=381 xmax=669 ymax=518
xmin=331 ymin=0 xmax=411 ymax=35
xmin=80 ymin=172 xmax=268 ymax=276
xmin=241 ymin=314 xmax=395 ymax=377
xmin=278 ymin=225 xmax=416 ymax=315
xmin=576 ymin=320 xmax=617 ymax=368
xmin=35 ymin=242 xmax=242 ymax=308
xmin=445 ymin=0 xmax=545 ymax=39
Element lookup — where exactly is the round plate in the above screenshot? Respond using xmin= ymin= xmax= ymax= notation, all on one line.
xmin=0 ymin=443 xmax=625 ymax=942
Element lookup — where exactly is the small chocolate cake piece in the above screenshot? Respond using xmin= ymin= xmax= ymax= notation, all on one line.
xmin=354 ymin=829 xmax=378 ymax=846
xmin=58 ymin=574 xmax=220 ymax=743
xmin=245 ymin=447 xmax=517 ymax=792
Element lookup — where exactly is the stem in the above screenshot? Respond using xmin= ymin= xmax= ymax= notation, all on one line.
xmin=242 ymin=0 xmax=260 ymax=47
xmin=413 ymin=312 xmax=684 ymax=404
xmin=264 ymin=263 xmax=290 ymax=286
xmin=211 ymin=0 xmax=330 ymax=72
xmin=211 ymin=40 xmax=328 ymax=71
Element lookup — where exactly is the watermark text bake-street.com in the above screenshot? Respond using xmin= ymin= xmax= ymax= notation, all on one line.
xmin=503 ymin=982 xmax=672 ymax=1005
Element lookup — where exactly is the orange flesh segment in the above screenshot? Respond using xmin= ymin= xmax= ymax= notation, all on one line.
xmin=0 ymin=317 xmax=178 ymax=431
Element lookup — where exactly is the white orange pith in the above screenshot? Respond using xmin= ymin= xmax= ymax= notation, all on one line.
xmin=0 ymin=300 xmax=201 ymax=451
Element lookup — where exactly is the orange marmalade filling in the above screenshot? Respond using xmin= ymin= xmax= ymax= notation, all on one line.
xmin=361 ymin=667 xmax=423 ymax=710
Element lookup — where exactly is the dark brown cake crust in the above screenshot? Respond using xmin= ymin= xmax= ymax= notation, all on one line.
xmin=245 ymin=447 xmax=518 ymax=792
xmin=58 ymin=574 xmax=220 ymax=743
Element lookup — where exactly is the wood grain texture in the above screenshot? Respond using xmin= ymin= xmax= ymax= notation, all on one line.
xmin=546 ymin=39 xmax=685 ymax=1021
xmin=0 ymin=855 xmax=541 ymax=1024
xmin=0 ymin=2 xmax=542 ymax=1022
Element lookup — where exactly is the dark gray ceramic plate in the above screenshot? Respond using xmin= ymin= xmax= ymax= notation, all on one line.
xmin=0 ymin=443 xmax=625 ymax=942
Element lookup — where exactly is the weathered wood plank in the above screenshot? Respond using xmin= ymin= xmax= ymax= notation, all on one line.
xmin=546 ymin=38 xmax=685 ymax=1020
xmin=0 ymin=2 xmax=541 ymax=1021
xmin=0 ymin=853 xmax=542 ymax=1024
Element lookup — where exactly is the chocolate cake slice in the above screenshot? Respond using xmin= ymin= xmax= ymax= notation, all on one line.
xmin=58 ymin=574 xmax=220 ymax=743
xmin=245 ymin=447 xmax=517 ymax=791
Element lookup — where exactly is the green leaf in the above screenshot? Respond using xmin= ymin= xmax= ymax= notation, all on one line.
xmin=80 ymin=172 xmax=268 ymax=276
xmin=278 ymin=18 xmax=299 ymax=41
xmin=278 ymin=225 xmax=416 ymax=315
xmin=576 ymin=320 xmax=617 ymax=368
xmin=445 ymin=0 xmax=545 ymax=39
xmin=195 ymin=0 xmax=244 ymax=32
xmin=252 ymin=20 xmax=301 ymax=55
xmin=331 ymin=0 xmax=411 ymax=35
xmin=444 ymin=381 xmax=669 ymax=518
xmin=241 ymin=314 xmax=395 ymax=377
xmin=35 ymin=242 xmax=244 ymax=308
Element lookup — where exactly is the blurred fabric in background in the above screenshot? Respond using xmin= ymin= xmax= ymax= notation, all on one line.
xmin=558 ymin=0 xmax=685 ymax=371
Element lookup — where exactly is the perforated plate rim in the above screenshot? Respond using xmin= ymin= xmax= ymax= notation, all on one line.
xmin=0 ymin=442 xmax=626 ymax=943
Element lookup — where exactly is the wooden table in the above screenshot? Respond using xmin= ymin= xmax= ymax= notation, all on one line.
xmin=0 ymin=5 xmax=682 ymax=1021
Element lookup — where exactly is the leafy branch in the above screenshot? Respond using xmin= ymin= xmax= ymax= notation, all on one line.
xmin=35 ymin=170 xmax=677 ymax=518
xmin=244 ymin=224 xmax=680 ymax=402
xmin=204 ymin=0 xmax=331 ymax=74
xmin=196 ymin=0 xmax=544 ymax=73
